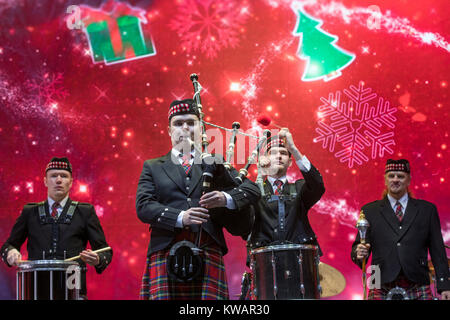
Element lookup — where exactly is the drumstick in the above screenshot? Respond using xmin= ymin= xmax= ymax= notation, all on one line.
xmin=64 ymin=247 xmax=112 ymax=261
xmin=17 ymin=260 xmax=29 ymax=264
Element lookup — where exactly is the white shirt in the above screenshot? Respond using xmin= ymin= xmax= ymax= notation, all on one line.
xmin=387 ymin=192 xmax=408 ymax=214
xmin=267 ymin=155 xmax=311 ymax=193
xmin=48 ymin=195 xmax=69 ymax=218
xmin=171 ymin=149 xmax=236 ymax=227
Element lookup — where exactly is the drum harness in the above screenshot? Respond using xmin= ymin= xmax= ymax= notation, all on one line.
xmin=37 ymin=201 xmax=80 ymax=265
xmin=265 ymin=184 xmax=297 ymax=238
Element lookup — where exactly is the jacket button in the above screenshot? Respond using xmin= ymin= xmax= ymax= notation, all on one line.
xmin=187 ymin=198 xmax=191 ymax=202
xmin=399 ymin=226 xmax=402 ymax=229
xmin=157 ymin=218 xmax=161 ymax=222
xmin=397 ymin=243 xmax=401 ymax=247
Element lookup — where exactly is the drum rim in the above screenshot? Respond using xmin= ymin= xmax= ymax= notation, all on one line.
xmin=250 ymin=243 xmax=318 ymax=254
xmin=17 ymin=259 xmax=79 ymax=270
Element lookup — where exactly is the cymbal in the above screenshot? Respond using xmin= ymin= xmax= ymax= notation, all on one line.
xmin=319 ymin=262 xmax=346 ymax=298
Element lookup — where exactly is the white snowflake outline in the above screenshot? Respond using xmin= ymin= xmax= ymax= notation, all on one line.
xmin=314 ymin=81 xmax=397 ymax=168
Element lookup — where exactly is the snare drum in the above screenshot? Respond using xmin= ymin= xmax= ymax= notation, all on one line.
xmin=16 ymin=260 xmax=81 ymax=300
xmin=250 ymin=244 xmax=321 ymax=300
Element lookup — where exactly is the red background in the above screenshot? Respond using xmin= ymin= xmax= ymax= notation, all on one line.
xmin=0 ymin=0 xmax=449 ymax=300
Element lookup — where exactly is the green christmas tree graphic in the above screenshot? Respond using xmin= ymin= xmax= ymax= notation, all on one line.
xmin=292 ymin=8 xmax=355 ymax=82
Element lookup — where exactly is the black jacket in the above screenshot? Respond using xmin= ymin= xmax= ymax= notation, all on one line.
xmin=1 ymin=199 xmax=112 ymax=295
xmin=136 ymin=151 xmax=261 ymax=256
xmin=351 ymin=197 xmax=450 ymax=293
xmin=248 ymin=163 xmax=325 ymax=250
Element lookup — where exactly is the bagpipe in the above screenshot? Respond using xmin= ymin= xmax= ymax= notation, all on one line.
xmin=167 ymin=73 xmax=269 ymax=282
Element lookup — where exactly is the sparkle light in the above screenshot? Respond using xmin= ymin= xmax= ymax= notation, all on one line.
xmin=229 ymin=82 xmax=241 ymax=92
xmin=361 ymin=46 xmax=370 ymax=54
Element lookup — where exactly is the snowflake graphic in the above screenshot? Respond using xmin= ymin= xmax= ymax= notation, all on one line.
xmin=314 ymin=82 xmax=397 ymax=168
xmin=25 ymin=72 xmax=69 ymax=107
xmin=169 ymin=0 xmax=250 ymax=59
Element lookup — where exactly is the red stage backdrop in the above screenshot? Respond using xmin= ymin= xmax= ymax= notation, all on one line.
xmin=0 ymin=0 xmax=448 ymax=300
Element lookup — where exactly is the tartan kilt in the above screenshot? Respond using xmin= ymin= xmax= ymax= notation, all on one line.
xmin=368 ymin=273 xmax=434 ymax=300
xmin=139 ymin=230 xmax=229 ymax=300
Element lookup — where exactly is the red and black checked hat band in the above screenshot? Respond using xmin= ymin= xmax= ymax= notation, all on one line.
xmin=264 ymin=136 xmax=286 ymax=153
xmin=385 ymin=159 xmax=410 ymax=174
xmin=45 ymin=157 xmax=72 ymax=173
xmin=168 ymin=99 xmax=199 ymax=120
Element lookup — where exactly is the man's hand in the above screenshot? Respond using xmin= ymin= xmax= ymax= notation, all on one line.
xmin=258 ymin=155 xmax=272 ymax=176
xmin=182 ymin=207 xmax=210 ymax=226
xmin=6 ymin=248 xmax=22 ymax=266
xmin=199 ymin=191 xmax=226 ymax=209
xmin=80 ymin=249 xmax=100 ymax=266
xmin=278 ymin=128 xmax=302 ymax=160
xmin=355 ymin=243 xmax=371 ymax=260
xmin=441 ymin=291 xmax=450 ymax=300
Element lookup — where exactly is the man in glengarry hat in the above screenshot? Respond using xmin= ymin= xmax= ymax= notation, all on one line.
xmin=243 ymin=128 xmax=325 ymax=299
xmin=1 ymin=157 xmax=112 ymax=299
xmin=351 ymin=159 xmax=450 ymax=300
xmin=136 ymin=99 xmax=260 ymax=300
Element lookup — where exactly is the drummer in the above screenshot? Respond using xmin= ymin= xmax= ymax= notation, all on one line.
xmin=245 ymin=128 xmax=325 ymax=298
xmin=1 ymin=157 xmax=112 ymax=299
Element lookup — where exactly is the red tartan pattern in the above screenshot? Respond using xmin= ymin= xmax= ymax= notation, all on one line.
xmin=368 ymin=274 xmax=433 ymax=300
xmin=273 ymin=180 xmax=283 ymax=195
xmin=140 ymin=230 xmax=228 ymax=300
xmin=395 ymin=201 xmax=404 ymax=221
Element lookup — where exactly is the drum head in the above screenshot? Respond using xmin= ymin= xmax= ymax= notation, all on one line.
xmin=17 ymin=260 xmax=79 ymax=271
xmin=250 ymin=243 xmax=318 ymax=255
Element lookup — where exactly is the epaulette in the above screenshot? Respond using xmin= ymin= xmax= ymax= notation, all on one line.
xmin=24 ymin=201 xmax=44 ymax=208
